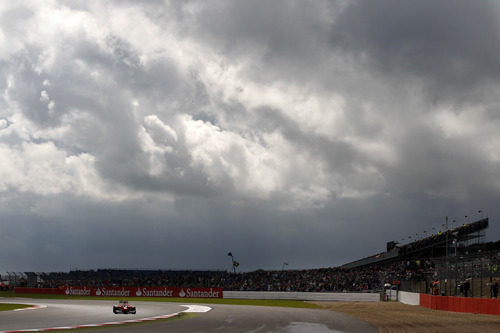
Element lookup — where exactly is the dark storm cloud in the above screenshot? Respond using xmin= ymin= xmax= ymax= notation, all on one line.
xmin=330 ymin=0 xmax=500 ymax=102
xmin=188 ymin=0 xmax=500 ymax=104
xmin=186 ymin=0 xmax=339 ymax=87
xmin=386 ymin=123 xmax=500 ymax=201
xmin=1 ymin=0 xmax=500 ymax=273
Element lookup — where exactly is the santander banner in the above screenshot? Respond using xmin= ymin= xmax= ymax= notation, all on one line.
xmin=15 ymin=286 xmax=223 ymax=298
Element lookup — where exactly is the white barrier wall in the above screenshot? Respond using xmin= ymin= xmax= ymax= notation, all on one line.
xmin=223 ymin=291 xmax=380 ymax=302
xmin=398 ymin=291 xmax=420 ymax=305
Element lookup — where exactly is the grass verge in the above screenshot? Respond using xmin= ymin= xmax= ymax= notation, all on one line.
xmin=0 ymin=303 xmax=32 ymax=311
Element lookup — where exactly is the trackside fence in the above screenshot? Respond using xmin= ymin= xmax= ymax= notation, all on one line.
xmin=398 ymin=291 xmax=420 ymax=305
xmin=398 ymin=290 xmax=500 ymax=315
xmin=223 ymin=291 xmax=379 ymax=302
xmin=420 ymin=294 xmax=500 ymax=315
xmin=396 ymin=251 xmax=500 ymax=298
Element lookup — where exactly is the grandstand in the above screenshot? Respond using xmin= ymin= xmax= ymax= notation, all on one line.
xmin=340 ymin=217 xmax=500 ymax=297
xmin=342 ymin=218 xmax=489 ymax=269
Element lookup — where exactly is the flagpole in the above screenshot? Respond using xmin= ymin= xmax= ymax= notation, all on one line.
xmin=227 ymin=252 xmax=236 ymax=273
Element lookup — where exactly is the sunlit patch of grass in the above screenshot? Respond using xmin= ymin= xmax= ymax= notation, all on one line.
xmin=0 ymin=303 xmax=32 ymax=311
xmin=161 ymin=297 xmax=321 ymax=309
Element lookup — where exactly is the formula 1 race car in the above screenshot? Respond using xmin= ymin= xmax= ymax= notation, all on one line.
xmin=113 ymin=300 xmax=136 ymax=314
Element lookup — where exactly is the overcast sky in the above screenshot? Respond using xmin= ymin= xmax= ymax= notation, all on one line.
xmin=1 ymin=0 xmax=500 ymax=273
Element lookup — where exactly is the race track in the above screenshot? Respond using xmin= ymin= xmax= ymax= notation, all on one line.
xmin=0 ymin=298 xmax=376 ymax=333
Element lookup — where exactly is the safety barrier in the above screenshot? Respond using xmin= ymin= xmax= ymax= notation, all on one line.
xmin=398 ymin=291 xmax=420 ymax=305
xmin=223 ymin=291 xmax=380 ymax=302
xmin=396 ymin=290 xmax=500 ymax=315
xmin=14 ymin=286 xmax=223 ymax=298
xmin=420 ymin=294 xmax=500 ymax=315
xmin=14 ymin=288 xmax=65 ymax=294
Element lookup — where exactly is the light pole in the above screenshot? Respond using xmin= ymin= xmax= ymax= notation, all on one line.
xmin=227 ymin=252 xmax=238 ymax=274
xmin=445 ymin=216 xmax=449 ymax=295
xmin=445 ymin=216 xmax=449 ymax=258
xmin=454 ymin=237 xmax=459 ymax=296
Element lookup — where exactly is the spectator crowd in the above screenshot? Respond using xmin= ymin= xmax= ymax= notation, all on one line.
xmin=20 ymin=259 xmax=434 ymax=293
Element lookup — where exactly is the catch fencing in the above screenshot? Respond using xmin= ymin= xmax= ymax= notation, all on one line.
xmin=399 ymin=251 xmax=500 ymax=298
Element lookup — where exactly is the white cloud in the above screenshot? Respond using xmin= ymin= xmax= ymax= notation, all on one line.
xmin=0 ymin=140 xmax=133 ymax=201
xmin=40 ymin=90 xmax=49 ymax=102
xmin=183 ymin=115 xmax=280 ymax=193
xmin=138 ymin=115 xmax=178 ymax=177
xmin=181 ymin=114 xmax=338 ymax=207
xmin=431 ymin=106 xmax=500 ymax=163
xmin=432 ymin=107 xmax=482 ymax=139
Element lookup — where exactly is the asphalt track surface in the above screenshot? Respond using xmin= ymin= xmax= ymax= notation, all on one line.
xmin=0 ymin=298 xmax=376 ymax=333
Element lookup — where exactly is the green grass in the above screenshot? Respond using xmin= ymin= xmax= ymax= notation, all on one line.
xmin=0 ymin=303 xmax=32 ymax=311
xmin=0 ymin=291 xmax=319 ymax=309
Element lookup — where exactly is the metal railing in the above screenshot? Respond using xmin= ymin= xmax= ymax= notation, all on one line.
xmin=399 ymin=251 xmax=500 ymax=298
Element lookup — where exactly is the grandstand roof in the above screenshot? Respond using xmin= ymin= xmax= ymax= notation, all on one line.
xmin=342 ymin=218 xmax=489 ymax=269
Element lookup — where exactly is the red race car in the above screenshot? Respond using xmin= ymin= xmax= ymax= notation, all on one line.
xmin=113 ymin=300 xmax=136 ymax=314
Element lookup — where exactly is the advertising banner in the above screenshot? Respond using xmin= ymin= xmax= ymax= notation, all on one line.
xmin=15 ymin=286 xmax=223 ymax=298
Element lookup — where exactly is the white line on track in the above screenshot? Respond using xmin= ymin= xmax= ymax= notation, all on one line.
xmin=13 ymin=305 xmax=48 ymax=312
xmin=181 ymin=305 xmax=212 ymax=313
xmin=0 ymin=304 xmax=211 ymax=333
